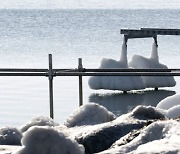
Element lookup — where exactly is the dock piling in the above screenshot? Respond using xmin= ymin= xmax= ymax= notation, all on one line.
xmin=48 ymin=54 xmax=54 ymax=119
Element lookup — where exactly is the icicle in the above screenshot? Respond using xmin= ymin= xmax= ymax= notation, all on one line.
xmin=120 ymin=38 xmax=128 ymax=67
xmin=150 ymin=42 xmax=159 ymax=63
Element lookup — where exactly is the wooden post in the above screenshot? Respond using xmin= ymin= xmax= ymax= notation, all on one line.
xmin=48 ymin=54 xmax=54 ymax=119
xmin=153 ymin=35 xmax=158 ymax=46
xmin=78 ymin=58 xmax=83 ymax=106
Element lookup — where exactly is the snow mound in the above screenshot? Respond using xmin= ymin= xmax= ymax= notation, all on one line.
xmin=88 ymin=42 xmax=145 ymax=91
xmin=157 ymin=93 xmax=180 ymax=118
xmin=0 ymin=127 xmax=22 ymax=145
xmin=20 ymin=116 xmax=59 ymax=132
xmin=14 ymin=126 xmax=84 ymax=154
xmin=64 ymin=103 xmax=115 ymax=127
xmin=157 ymin=93 xmax=180 ymax=110
xmin=129 ymin=42 xmax=176 ymax=88
xmin=131 ymin=105 xmax=165 ymax=120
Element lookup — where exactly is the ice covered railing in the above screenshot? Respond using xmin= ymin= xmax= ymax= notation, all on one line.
xmin=88 ymin=28 xmax=180 ymax=91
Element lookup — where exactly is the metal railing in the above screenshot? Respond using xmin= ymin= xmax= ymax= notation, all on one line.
xmin=0 ymin=54 xmax=179 ymax=119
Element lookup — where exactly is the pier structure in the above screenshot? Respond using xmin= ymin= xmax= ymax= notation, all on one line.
xmin=121 ymin=28 xmax=180 ymax=46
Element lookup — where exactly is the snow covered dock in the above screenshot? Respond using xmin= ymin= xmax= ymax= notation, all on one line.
xmin=89 ymin=28 xmax=179 ymax=91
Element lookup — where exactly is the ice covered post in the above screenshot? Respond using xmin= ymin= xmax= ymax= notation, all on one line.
xmin=78 ymin=58 xmax=83 ymax=106
xmin=48 ymin=54 xmax=54 ymax=119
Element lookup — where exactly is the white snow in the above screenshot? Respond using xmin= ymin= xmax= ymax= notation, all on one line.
xmin=157 ymin=93 xmax=180 ymax=118
xmin=129 ymin=42 xmax=176 ymax=88
xmin=64 ymin=103 xmax=115 ymax=127
xmin=20 ymin=116 xmax=59 ymax=132
xmin=157 ymin=93 xmax=180 ymax=110
xmin=14 ymin=126 xmax=84 ymax=154
xmin=88 ymin=42 xmax=145 ymax=91
xmin=166 ymin=105 xmax=180 ymax=118
xmin=0 ymin=102 xmax=180 ymax=154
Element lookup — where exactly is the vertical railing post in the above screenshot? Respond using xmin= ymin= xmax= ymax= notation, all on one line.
xmin=78 ymin=58 xmax=83 ymax=106
xmin=48 ymin=54 xmax=54 ymax=119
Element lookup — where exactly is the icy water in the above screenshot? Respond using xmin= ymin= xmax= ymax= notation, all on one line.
xmin=0 ymin=9 xmax=180 ymax=127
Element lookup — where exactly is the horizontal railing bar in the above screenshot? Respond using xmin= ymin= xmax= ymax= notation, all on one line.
xmin=1 ymin=68 xmax=180 ymax=77
xmin=54 ymin=69 xmax=78 ymax=72
xmin=55 ymin=72 xmax=180 ymax=76
xmin=0 ymin=68 xmax=48 ymax=72
xmin=1 ymin=68 xmax=180 ymax=73
xmin=0 ymin=73 xmax=47 ymax=76
xmin=83 ymin=68 xmax=180 ymax=72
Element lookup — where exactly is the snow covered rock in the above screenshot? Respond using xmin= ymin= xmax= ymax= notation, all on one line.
xmin=130 ymin=105 xmax=165 ymax=120
xmin=0 ymin=127 xmax=22 ymax=145
xmin=98 ymin=119 xmax=180 ymax=154
xmin=14 ymin=126 xmax=84 ymax=154
xmin=20 ymin=116 xmax=59 ymax=132
xmin=64 ymin=103 xmax=115 ymax=127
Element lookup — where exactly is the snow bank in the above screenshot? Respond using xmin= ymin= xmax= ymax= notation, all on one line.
xmin=88 ymin=42 xmax=145 ymax=91
xmin=99 ymin=120 xmax=180 ymax=154
xmin=0 ymin=127 xmax=22 ymax=145
xmin=129 ymin=42 xmax=176 ymax=88
xmin=20 ymin=116 xmax=59 ymax=132
xmin=64 ymin=103 xmax=115 ymax=127
xmin=14 ymin=126 xmax=84 ymax=154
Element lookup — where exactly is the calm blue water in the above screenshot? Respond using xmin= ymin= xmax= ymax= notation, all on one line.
xmin=0 ymin=9 xmax=180 ymax=127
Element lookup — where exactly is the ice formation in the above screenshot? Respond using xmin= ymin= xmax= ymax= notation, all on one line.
xmin=14 ymin=126 xmax=84 ymax=154
xmin=64 ymin=103 xmax=115 ymax=127
xmin=129 ymin=42 xmax=176 ymax=88
xmin=20 ymin=116 xmax=59 ymax=132
xmin=88 ymin=41 xmax=145 ymax=91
